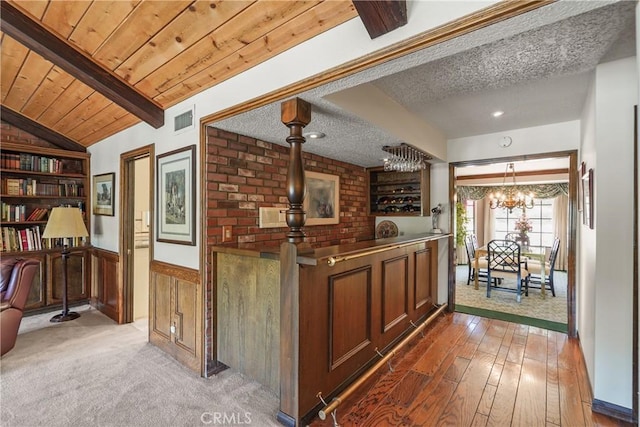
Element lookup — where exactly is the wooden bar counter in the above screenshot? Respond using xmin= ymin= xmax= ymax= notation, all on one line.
xmin=212 ymin=233 xmax=450 ymax=426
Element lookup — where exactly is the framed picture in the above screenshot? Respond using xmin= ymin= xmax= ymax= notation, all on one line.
xmin=304 ymin=171 xmax=340 ymax=226
xmin=577 ymin=162 xmax=585 ymax=212
xmin=93 ymin=173 xmax=115 ymax=216
xmin=156 ymin=145 xmax=196 ymax=245
xmin=582 ymin=168 xmax=594 ymax=229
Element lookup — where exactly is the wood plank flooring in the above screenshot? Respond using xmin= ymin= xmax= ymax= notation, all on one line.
xmin=309 ymin=312 xmax=632 ymax=427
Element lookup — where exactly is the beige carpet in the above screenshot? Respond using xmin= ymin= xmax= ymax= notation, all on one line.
xmin=1 ymin=306 xmax=280 ymax=427
xmin=455 ymin=265 xmax=568 ymax=324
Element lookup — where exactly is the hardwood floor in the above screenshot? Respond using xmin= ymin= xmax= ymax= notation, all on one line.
xmin=309 ymin=312 xmax=632 ymax=427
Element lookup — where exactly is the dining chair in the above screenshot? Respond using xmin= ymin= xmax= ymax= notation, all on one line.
xmin=471 ymin=234 xmax=479 ymax=251
xmin=486 ymin=239 xmax=530 ymax=303
xmin=527 ymin=237 xmax=560 ymax=296
xmin=463 ymin=234 xmax=489 ymax=286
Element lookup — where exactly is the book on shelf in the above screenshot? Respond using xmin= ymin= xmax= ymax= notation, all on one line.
xmin=1 ymin=177 xmax=83 ymax=197
xmin=2 ymin=227 xmax=11 ymax=252
xmin=1 ymin=152 xmax=63 ymax=173
xmin=4 ymin=178 xmax=21 ymax=195
xmin=19 ymin=229 xmax=29 ymax=251
xmin=1 ymin=203 xmax=26 ymax=222
xmin=0 ymin=225 xmax=43 ymax=252
xmin=0 ymin=153 xmax=19 ymax=170
xmin=25 ymin=207 xmax=49 ymax=221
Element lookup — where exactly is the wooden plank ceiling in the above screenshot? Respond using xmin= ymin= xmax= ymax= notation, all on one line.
xmin=1 ymin=0 xmax=359 ymax=148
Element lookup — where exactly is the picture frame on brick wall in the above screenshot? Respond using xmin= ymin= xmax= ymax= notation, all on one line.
xmin=304 ymin=171 xmax=340 ymax=226
xmin=156 ymin=145 xmax=196 ymax=245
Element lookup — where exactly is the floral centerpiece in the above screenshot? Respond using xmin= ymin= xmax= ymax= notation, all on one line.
xmin=514 ymin=214 xmax=532 ymax=238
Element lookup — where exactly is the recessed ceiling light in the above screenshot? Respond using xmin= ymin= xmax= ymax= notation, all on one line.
xmin=492 ymin=111 xmax=504 ymax=118
xmin=303 ymin=131 xmax=325 ymax=139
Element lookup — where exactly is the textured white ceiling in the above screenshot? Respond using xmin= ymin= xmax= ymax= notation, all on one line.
xmin=212 ymin=1 xmax=635 ymax=169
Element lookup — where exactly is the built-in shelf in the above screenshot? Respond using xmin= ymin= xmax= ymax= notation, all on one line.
xmin=367 ymin=166 xmax=430 ymax=216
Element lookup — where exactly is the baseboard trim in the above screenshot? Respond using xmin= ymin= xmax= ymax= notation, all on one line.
xmin=205 ymin=360 xmax=228 ymax=377
xmin=592 ymin=399 xmax=635 ymax=423
xmin=454 ymin=304 xmax=568 ymax=333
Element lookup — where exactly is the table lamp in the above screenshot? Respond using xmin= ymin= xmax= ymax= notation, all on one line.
xmin=42 ymin=206 xmax=88 ymax=322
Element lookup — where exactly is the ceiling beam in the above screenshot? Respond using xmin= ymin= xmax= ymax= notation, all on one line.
xmin=1 ymin=106 xmax=86 ymax=152
xmin=1 ymin=1 xmax=164 ymax=129
xmin=352 ymin=0 xmax=407 ymax=39
xmin=456 ymin=168 xmax=570 ymax=181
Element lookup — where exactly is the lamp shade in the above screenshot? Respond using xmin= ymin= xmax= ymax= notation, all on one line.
xmin=42 ymin=207 xmax=89 ymax=239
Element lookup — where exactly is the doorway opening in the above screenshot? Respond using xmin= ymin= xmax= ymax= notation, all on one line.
xmin=449 ymin=151 xmax=577 ymax=336
xmin=121 ymin=145 xmax=154 ymax=330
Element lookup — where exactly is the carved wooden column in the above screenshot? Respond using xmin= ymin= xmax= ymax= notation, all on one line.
xmin=281 ymin=98 xmax=311 ymax=243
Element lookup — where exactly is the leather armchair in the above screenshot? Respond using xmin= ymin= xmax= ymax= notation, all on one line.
xmin=1 ymin=258 xmax=39 ymax=356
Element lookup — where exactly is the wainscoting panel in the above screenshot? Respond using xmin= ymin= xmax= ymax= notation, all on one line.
xmin=151 ymin=272 xmax=171 ymax=340
xmin=329 ymin=266 xmax=372 ymax=371
xmin=381 ymin=255 xmax=409 ymax=333
xmin=414 ymin=247 xmax=435 ymax=311
xmin=174 ymin=278 xmax=198 ymax=355
xmin=92 ymin=248 xmax=120 ymax=323
xmin=150 ymin=260 xmax=201 ymax=373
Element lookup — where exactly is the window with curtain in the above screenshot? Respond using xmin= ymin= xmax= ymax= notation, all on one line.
xmin=494 ymin=198 xmax=554 ymax=247
xmin=464 ymin=200 xmax=475 ymax=237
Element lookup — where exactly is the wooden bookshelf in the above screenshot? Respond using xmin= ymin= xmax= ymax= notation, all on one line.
xmin=0 ymin=142 xmax=91 ymax=312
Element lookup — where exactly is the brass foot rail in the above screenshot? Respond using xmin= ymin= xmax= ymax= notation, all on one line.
xmin=317 ymin=303 xmax=448 ymax=421
xmin=327 ymin=241 xmax=422 ymax=266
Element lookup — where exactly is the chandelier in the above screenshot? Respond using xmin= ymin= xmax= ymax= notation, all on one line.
xmin=382 ymin=143 xmax=431 ymax=172
xmin=488 ymin=163 xmax=534 ymax=213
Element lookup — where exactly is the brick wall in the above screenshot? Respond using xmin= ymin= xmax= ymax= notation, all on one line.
xmin=1 ymin=121 xmax=58 ymax=148
xmin=205 ymin=126 xmax=374 ymax=247
xmin=204 ymin=127 xmax=375 ymax=368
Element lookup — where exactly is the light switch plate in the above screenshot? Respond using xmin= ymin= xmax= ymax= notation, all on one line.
xmin=222 ymin=225 xmax=232 ymax=242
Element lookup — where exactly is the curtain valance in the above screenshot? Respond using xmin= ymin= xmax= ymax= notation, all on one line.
xmin=456 ymin=183 xmax=569 ymax=201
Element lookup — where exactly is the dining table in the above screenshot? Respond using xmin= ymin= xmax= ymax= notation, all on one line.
xmin=474 ymin=244 xmax=548 ymax=298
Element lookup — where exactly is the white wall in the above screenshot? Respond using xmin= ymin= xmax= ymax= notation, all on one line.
xmin=448 ymin=120 xmax=580 ymax=163
xmin=431 ymin=163 xmax=451 ymax=230
xmin=592 ymin=56 xmax=637 ymax=409
xmin=89 ymin=1 xmax=498 ymax=267
xmin=578 ymin=72 xmax=597 ymax=391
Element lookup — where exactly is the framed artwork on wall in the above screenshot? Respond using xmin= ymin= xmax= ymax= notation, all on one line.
xmin=156 ymin=145 xmax=196 ymax=245
xmin=578 ymin=161 xmax=585 ymax=212
xmin=93 ymin=172 xmax=115 ymax=216
xmin=304 ymin=171 xmax=340 ymax=226
xmin=582 ymin=167 xmax=594 ymax=229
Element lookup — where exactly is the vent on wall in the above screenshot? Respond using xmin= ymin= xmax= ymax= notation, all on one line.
xmin=174 ymin=107 xmax=194 ymax=133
